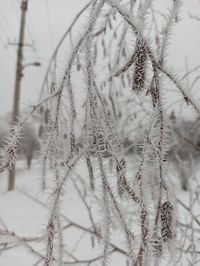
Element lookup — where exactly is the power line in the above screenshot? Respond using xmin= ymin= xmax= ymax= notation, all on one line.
xmin=14 ymin=0 xmax=36 ymax=46
xmin=27 ymin=16 xmax=39 ymax=61
xmin=10 ymin=0 xmax=20 ymax=19
xmin=0 ymin=1 xmax=33 ymax=53
xmin=27 ymin=9 xmax=38 ymax=42
xmin=10 ymin=0 xmax=40 ymax=63
xmin=43 ymin=0 xmax=54 ymax=50
xmin=13 ymin=0 xmax=21 ymax=13
xmin=0 ymin=2 xmax=17 ymax=59
xmin=26 ymin=24 xmax=35 ymax=43
xmin=13 ymin=0 xmax=38 ymax=57
xmin=26 ymin=9 xmax=41 ymax=61
xmin=0 ymin=19 xmax=13 ymax=41
xmin=0 ymin=9 xmax=16 ymax=39
xmin=0 ymin=37 xmax=15 ymax=59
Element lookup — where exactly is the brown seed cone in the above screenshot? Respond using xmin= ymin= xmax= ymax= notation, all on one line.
xmin=160 ymin=201 xmax=175 ymax=242
xmin=133 ymin=39 xmax=147 ymax=93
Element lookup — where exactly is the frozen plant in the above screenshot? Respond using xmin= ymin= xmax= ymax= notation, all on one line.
xmin=1 ymin=0 xmax=200 ymax=265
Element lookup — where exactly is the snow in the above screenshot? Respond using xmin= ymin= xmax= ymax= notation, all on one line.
xmin=0 ymin=159 xmax=199 ymax=265
xmin=0 ymin=160 xmax=104 ymax=265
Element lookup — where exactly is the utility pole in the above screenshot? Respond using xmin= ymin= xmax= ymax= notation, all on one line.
xmin=8 ymin=0 xmax=28 ymax=191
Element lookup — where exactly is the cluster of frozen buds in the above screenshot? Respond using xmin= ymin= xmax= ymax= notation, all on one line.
xmin=160 ymin=201 xmax=175 ymax=243
xmin=132 ymin=38 xmax=147 ymax=93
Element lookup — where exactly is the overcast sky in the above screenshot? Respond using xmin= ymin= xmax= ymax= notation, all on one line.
xmin=0 ymin=0 xmax=88 ymax=116
xmin=0 ymin=0 xmax=200 ymax=117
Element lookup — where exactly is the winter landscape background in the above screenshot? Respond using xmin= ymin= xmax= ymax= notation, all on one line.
xmin=0 ymin=1 xmax=200 ymax=265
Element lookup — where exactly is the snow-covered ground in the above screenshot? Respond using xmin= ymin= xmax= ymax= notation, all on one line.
xmin=0 ymin=159 xmax=199 ymax=266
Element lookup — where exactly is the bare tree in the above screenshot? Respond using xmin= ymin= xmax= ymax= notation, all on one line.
xmin=1 ymin=0 xmax=200 ymax=265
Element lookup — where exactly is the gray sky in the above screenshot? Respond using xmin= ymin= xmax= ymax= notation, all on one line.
xmin=0 ymin=0 xmax=200 ymax=116
xmin=0 ymin=0 xmax=88 ymax=116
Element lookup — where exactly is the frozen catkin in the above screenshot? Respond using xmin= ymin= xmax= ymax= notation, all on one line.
xmin=88 ymin=122 xmax=107 ymax=155
xmin=133 ymin=38 xmax=147 ymax=93
xmin=86 ymin=154 xmax=95 ymax=190
xmin=38 ymin=124 xmax=44 ymax=138
xmin=151 ymin=234 xmax=163 ymax=258
xmin=116 ymin=158 xmax=126 ymax=195
xmin=160 ymin=201 xmax=175 ymax=243
xmin=44 ymin=108 xmax=50 ymax=124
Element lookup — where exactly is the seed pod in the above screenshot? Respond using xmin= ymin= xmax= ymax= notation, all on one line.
xmin=116 ymin=159 xmax=126 ymax=195
xmin=127 ymin=73 xmax=131 ymax=85
xmin=121 ymin=74 xmax=125 ymax=88
xmin=139 ymin=207 xmax=149 ymax=253
xmin=91 ymin=235 xmax=95 ymax=248
xmin=117 ymin=175 xmax=124 ymax=195
xmin=122 ymin=47 xmax=126 ymax=57
xmin=77 ymin=63 xmax=81 ymax=71
xmin=173 ymin=0 xmax=178 ymax=22
xmin=101 ymin=38 xmax=105 ymax=48
xmin=160 ymin=201 xmax=175 ymax=242
xmin=50 ymin=81 xmax=55 ymax=93
xmin=103 ymin=47 xmax=107 ymax=57
xmin=40 ymin=106 xmax=44 ymax=113
xmin=93 ymin=44 xmax=97 ymax=65
xmin=133 ymin=39 xmax=147 ymax=93
xmin=108 ymin=19 xmax=113 ymax=30
xmin=104 ymin=25 xmax=107 ymax=34
xmin=86 ymin=155 xmax=95 ymax=190
xmin=44 ymin=109 xmax=50 ymax=124
xmin=150 ymin=234 xmax=163 ymax=257
xmin=148 ymin=72 xmax=159 ymax=107
xmin=108 ymin=63 xmax=111 ymax=72
xmin=97 ymin=226 xmax=101 ymax=243
xmin=38 ymin=125 xmax=43 ymax=138
xmin=155 ymin=35 xmax=159 ymax=44
xmin=102 ymin=35 xmax=106 ymax=57
xmin=70 ymin=133 xmax=76 ymax=153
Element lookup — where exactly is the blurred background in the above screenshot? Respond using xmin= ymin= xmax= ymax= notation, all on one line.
xmin=0 ymin=0 xmax=200 ymax=185
xmin=0 ymin=0 xmax=200 ymax=115
xmin=0 ymin=0 xmax=88 ymax=115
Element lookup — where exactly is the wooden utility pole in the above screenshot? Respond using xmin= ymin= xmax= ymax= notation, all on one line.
xmin=8 ymin=0 xmax=28 ymax=191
